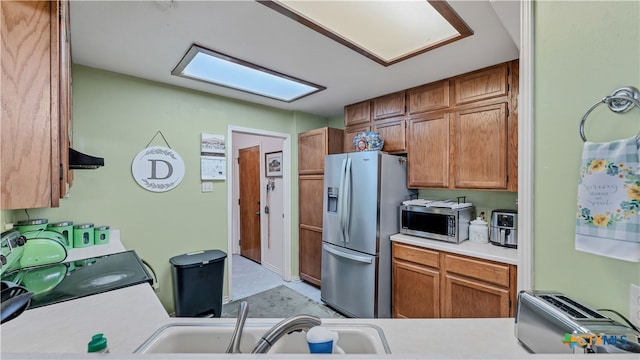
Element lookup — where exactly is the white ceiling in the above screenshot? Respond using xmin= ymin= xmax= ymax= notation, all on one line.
xmin=69 ymin=0 xmax=520 ymax=118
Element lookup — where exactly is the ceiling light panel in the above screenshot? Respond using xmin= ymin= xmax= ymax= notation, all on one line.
xmin=260 ymin=0 xmax=473 ymax=66
xmin=172 ymin=45 xmax=325 ymax=102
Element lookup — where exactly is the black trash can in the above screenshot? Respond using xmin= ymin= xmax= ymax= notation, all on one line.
xmin=169 ymin=249 xmax=227 ymax=317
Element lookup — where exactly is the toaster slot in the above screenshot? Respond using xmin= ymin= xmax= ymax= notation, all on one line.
xmin=539 ymin=295 xmax=586 ymax=318
xmin=538 ymin=294 xmax=606 ymax=320
xmin=554 ymin=295 xmax=607 ymax=319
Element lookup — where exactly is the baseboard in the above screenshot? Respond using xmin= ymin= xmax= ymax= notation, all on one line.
xmin=260 ymin=261 xmax=282 ymax=276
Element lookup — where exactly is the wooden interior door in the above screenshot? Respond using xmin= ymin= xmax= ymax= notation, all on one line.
xmin=239 ymin=146 xmax=261 ymax=264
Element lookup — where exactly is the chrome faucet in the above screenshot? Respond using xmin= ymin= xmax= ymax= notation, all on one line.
xmin=251 ymin=314 xmax=321 ymax=354
xmin=225 ymin=301 xmax=249 ymax=353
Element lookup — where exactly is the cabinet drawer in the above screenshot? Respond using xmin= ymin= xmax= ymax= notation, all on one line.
xmin=393 ymin=243 xmax=439 ymax=268
xmin=443 ymin=253 xmax=511 ymax=287
xmin=373 ymin=91 xmax=405 ymax=120
xmin=453 ymin=64 xmax=508 ymax=105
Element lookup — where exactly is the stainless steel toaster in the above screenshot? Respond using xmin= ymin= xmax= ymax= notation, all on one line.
xmin=515 ymin=290 xmax=640 ymax=354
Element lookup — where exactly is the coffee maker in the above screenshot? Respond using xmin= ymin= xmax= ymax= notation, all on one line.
xmin=490 ymin=209 xmax=518 ymax=248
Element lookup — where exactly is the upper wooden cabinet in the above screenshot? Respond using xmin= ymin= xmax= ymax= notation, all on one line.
xmin=344 ymin=93 xmax=408 ymax=154
xmin=451 ymin=103 xmax=508 ymax=189
xmin=408 ymin=80 xmax=450 ymax=115
xmin=342 ymin=60 xmax=518 ymax=190
xmin=373 ymin=119 xmax=406 ymax=154
xmin=407 ymin=112 xmax=450 ymax=188
xmin=453 ymin=63 xmax=508 ymax=106
xmin=372 ymin=91 xmax=405 ymax=121
xmin=407 ymin=61 xmax=518 ymax=191
xmin=298 ymin=127 xmax=344 ymax=175
xmin=343 ymin=124 xmax=371 ymax=153
xmin=344 ymin=101 xmax=371 ymax=127
xmin=1 ymin=1 xmax=71 ymax=209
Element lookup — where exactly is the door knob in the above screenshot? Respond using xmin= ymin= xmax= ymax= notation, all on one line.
xmin=255 ymin=211 xmax=260 ymax=216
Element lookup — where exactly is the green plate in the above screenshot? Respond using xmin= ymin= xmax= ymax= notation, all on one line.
xmin=19 ymin=236 xmax=67 ymax=269
xmin=21 ymin=263 xmax=67 ymax=296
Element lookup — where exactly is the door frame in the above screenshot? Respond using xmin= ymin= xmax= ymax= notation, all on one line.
xmin=518 ymin=0 xmax=534 ymax=292
xmin=226 ymin=125 xmax=292 ymax=300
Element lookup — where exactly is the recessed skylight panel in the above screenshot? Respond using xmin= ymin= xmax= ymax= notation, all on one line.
xmin=172 ymin=45 xmax=325 ymax=102
xmin=260 ymin=0 xmax=473 ymax=66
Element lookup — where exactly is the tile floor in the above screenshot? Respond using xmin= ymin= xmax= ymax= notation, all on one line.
xmin=229 ymin=254 xmax=322 ymax=304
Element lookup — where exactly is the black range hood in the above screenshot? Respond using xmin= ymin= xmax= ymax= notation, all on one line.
xmin=69 ymin=148 xmax=104 ymax=169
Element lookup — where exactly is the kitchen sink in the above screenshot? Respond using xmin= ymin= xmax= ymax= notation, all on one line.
xmin=135 ymin=322 xmax=391 ymax=354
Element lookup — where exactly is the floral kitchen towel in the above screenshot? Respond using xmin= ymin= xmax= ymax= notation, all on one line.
xmin=576 ymin=135 xmax=640 ymax=262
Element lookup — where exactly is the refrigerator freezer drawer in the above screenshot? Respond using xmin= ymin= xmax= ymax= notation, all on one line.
xmin=321 ymin=243 xmax=379 ymax=318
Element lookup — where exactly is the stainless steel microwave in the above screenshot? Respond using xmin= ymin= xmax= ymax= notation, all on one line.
xmin=400 ymin=205 xmax=475 ymax=243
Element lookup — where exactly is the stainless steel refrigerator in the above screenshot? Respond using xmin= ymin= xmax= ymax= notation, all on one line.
xmin=321 ymin=151 xmax=412 ymax=318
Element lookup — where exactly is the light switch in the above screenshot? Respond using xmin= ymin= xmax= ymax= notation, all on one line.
xmin=201 ymin=182 xmax=213 ymax=192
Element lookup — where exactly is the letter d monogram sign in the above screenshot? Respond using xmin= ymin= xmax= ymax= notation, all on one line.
xmin=132 ymin=146 xmax=185 ymax=192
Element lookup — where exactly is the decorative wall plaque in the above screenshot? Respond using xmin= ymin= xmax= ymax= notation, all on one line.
xmin=132 ymin=145 xmax=185 ymax=192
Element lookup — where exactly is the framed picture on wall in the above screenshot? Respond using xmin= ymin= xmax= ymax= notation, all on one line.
xmin=265 ymin=151 xmax=283 ymax=177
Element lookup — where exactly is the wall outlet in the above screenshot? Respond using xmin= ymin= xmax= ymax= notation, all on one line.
xmin=477 ymin=208 xmax=489 ymax=221
xmin=630 ymin=284 xmax=640 ymax=328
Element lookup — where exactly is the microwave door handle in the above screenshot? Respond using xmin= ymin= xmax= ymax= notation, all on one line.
xmin=338 ymin=158 xmax=348 ymax=243
xmin=323 ymin=244 xmax=372 ymax=264
xmin=342 ymin=158 xmax=352 ymax=244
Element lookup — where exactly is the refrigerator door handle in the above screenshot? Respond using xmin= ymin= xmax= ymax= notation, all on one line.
xmin=342 ymin=158 xmax=352 ymax=244
xmin=323 ymin=244 xmax=372 ymax=264
xmin=338 ymin=158 xmax=348 ymax=244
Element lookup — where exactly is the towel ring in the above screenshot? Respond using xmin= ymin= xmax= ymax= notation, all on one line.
xmin=579 ymin=87 xmax=640 ymax=142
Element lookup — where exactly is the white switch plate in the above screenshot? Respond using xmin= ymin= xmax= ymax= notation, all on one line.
xmin=201 ymin=182 xmax=213 ymax=192
xmin=630 ymin=284 xmax=640 ymax=328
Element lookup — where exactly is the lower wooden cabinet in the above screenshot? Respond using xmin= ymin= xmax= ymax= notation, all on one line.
xmin=299 ymin=226 xmax=322 ymax=286
xmin=441 ymin=253 xmax=514 ymax=318
xmin=392 ymin=242 xmax=517 ymax=318
xmin=298 ymin=174 xmax=324 ymax=287
xmin=392 ymin=243 xmax=441 ymax=318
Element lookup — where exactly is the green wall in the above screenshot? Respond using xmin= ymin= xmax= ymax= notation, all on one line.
xmin=9 ymin=65 xmax=328 ymax=313
xmin=3 ymin=1 xmax=639 ymax=319
xmin=534 ymin=1 xmax=640 ymax=313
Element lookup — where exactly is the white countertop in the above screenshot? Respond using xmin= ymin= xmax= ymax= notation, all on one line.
xmin=2 ymin=233 xmax=634 ymax=359
xmin=390 ymin=233 xmax=518 ymax=265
